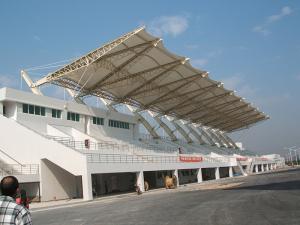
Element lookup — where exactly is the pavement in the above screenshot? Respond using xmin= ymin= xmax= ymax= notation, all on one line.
xmin=31 ymin=167 xmax=300 ymax=225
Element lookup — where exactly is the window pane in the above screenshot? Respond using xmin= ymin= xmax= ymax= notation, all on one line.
xmin=35 ymin=106 xmax=40 ymax=115
xmin=57 ymin=110 xmax=61 ymax=118
xmin=23 ymin=104 xmax=28 ymax=113
xmin=71 ymin=113 xmax=75 ymax=121
xmin=29 ymin=105 xmax=34 ymax=114
xmin=100 ymin=118 xmax=104 ymax=125
xmin=52 ymin=109 xmax=56 ymax=118
xmin=67 ymin=112 xmax=71 ymax=120
xmin=75 ymin=113 xmax=80 ymax=122
xmin=41 ymin=107 xmax=45 ymax=116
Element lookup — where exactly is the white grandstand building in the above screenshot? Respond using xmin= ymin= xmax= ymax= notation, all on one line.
xmin=0 ymin=27 xmax=284 ymax=201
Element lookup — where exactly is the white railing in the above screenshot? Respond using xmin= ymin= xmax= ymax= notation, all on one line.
xmin=86 ymin=153 xmax=233 ymax=165
xmin=87 ymin=153 xmax=180 ymax=163
xmin=46 ymin=136 xmax=235 ymax=165
xmin=0 ymin=164 xmax=39 ymax=176
xmin=46 ymin=135 xmax=178 ymax=155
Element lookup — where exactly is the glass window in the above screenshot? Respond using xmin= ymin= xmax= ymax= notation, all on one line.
xmin=67 ymin=112 xmax=80 ymax=122
xmin=35 ymin=106 xmax=40 ymax=115
xmin=22 ymin=103 xmax=45 ymax=117
xmin=71 ymin=113 xmax=75 ymax=121
xmin=57 ymin=110 xmax=61 ymax=118
xmin=29 ymin=105 xmax=34 ymax=114
xmin=108 ymin=119 xmax=130 ymax=130
xmin=41 ymin=107 xmax=45 ymax=116
xmin=52 ymin=109 xmax=61 ymax=118
xmin=22 ymin=104 xmax=28 ymax=113
xmin=52 ymin=109 xmax=56 ymax=118
xmin=93 ymin=117 xmax=104 ymax=125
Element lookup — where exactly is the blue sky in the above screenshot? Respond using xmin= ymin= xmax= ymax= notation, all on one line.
xmin=1 ymin=0 xmax=299 ymax=156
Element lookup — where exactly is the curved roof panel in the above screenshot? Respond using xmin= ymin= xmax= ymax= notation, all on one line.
xmin=32 ymin=27 xmax=268 ymax=132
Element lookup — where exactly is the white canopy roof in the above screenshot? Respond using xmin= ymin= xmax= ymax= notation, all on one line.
xmin=32 ymin=27 xmax=268 ymax=132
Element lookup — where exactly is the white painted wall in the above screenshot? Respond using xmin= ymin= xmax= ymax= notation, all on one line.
xmin=40 ymin=159 xmax=78 ymax=201
xmin=0 ymin=114 xmax=86 ymax=175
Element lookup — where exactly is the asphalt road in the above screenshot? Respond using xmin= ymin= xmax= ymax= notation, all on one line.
xmin=32 ymin=168 xmax=300 ymax=225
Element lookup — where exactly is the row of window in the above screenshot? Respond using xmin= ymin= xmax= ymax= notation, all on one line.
xmin=108 ymin=119 xmax=130 ymax=129
xmin=93 ymin=117 xmax=104 ymax=125
xmin=67 ymin=112 xmax=80 ymax=122
xmin=52 ymin=109 xmax=62 ymax=118
xmin=23 ymin=104 xmax=63 ymax=119
xmin=23 ymin=104 xmax=46 ymax=116
xmin=22 ymin=104 xmax=130 ymax=129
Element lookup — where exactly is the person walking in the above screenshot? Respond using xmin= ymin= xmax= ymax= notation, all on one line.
xmin=0 ymin=176 xmax=32 ymax=225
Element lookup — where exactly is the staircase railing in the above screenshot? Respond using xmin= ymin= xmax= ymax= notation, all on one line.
xmin=0 ymin=164 xmax=39 ymax=176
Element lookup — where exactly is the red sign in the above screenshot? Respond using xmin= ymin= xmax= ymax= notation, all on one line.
xmin=260 ymin=157 xmax=268 ymax=161
xmin=236 ymin=157 xmax=248 ymax=161
xmin=179 ymin=156 xmax=203 ymax=162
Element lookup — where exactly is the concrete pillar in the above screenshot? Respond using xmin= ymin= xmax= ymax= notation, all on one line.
xmin=266 ymin=164 xmax=270 ymax=171
xmin=261 ymin=164 xmax=264 ymax=172
xmin=172 ymin=169 xmax=180 ymax=187
xmin=229 ymin=167 xmax=233 ymax=178
xmin=255 ymin=165 xmax=259 ymax=173
xmin=197 ymin=168 xmax=203 ymax=183
xmin=136 ymin=171 xmax=145 ymax=192
xmin=270 ymin=164 xmax=273 ymax=170
xmin=82 ymin=173 xmax=93 ymax=201
xmin=215 ymin=167 xmax=220 ymax=180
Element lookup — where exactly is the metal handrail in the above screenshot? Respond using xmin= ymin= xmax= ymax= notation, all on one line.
xmin=46 ymin=135 xmax=178 ymax=155
xmin=87 ymin=153 xmax=180 ymax=163
xmin=0 ymin=147 xmax=24 ymax=166
xmin=46 ymin=135 xmax=234 ymax=164
xmin=0 ymin=164 xmax=39 ymax=176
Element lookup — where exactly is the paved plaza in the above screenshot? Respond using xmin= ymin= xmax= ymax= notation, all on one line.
xmin=31 ymin=168 xmax=300 ymax=225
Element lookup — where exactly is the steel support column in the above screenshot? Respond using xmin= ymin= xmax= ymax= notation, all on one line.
xmin=184 ymin=124 xmax=206 ymax=145
xmin=195 ymin=126 xmax=216 ymax=146
xmin=169 ymin=119 xmax=193 ymax=143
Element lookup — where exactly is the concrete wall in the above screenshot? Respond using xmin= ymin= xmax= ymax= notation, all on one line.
xmin=40 ymin=159 xmax=79 ymax=201
xmin=0 ymin=114 xmax=87 ymax=175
